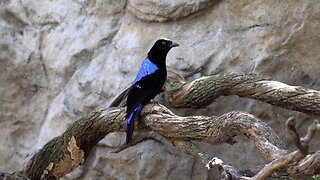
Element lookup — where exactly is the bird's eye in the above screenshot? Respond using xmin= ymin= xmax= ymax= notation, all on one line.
xmin=161 ymin=41 xmax=167 ymax=46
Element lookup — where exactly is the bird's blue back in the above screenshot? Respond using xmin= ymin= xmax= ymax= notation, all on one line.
xmin=133 ymin=58 xmax=158 ymax=84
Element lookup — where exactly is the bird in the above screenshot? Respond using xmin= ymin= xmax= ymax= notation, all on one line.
xmin=125 ymin=38 xmax=179 ymax=144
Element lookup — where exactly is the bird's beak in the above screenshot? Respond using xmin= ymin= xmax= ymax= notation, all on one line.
xmin=170 ymin=42 xmax=179 ymax=48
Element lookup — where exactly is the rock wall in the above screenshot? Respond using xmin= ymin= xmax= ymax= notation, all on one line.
xmin=1 ymin=0 xmax=319 ymax=179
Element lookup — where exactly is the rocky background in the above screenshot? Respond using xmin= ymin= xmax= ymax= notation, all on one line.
xmin=1 ymin=0 xmax=320 ymax=179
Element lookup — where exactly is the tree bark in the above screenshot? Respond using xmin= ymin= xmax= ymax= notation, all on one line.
xmin=21 ymin=72 xmax=320 ymax=179
xmin=22 ymin=104 xmax=286 ymax=179
xmin=165 ymin=72 xmax=320 ymax=116
xmin=23 ymin=110 xmax=125 ymax=179
xmin=203 ymin=118 xmax=320 ymax=180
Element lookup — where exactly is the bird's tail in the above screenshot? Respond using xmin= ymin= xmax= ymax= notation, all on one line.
xmin=126 ymin=104 xmax=143 ymax=144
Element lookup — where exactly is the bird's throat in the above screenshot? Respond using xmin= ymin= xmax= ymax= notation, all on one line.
xmin=147 ymin=52 xmax=168 ymax=68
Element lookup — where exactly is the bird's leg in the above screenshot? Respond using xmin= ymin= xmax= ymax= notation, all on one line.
xmin=148 ymin=98 xmax=164 ymax=106
xmin=149 ymin=99 xmax=156 ymax=103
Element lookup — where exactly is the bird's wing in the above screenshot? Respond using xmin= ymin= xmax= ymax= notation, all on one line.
xmin=126 ymin=59 xmax=161 ymax=144
xmin=109 ymin=58 xmax=158 ymax=108
xmin=133 ymin=58 xmax=158 ymax=84
xmin=126 ymin=58 xmax=160 ymax=116
xmin=126 ymin=71 xmax=160 ymax=142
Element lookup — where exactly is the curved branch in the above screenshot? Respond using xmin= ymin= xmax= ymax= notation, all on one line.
xmin=253 ymin=118 xmax=320 ymax=179
xmin=201 ymin=118 xmax=320 ymax=179
xmin=21 ymin=71 xmax=320 ymax=179
xmin=286 ymin=150 xmax=320 ymax=178
xmin=21 ymin=104 xmax=284 ymax=179
xmin=165 ymin=72 xmax=320 ymax=116
xmin=23 ymin=109 xmax=125 ymax=179
xmin=142 ymin=104 xmax=286 ymax=160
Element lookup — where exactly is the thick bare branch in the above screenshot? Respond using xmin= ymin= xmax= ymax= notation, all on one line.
xmin=253 ymin=151 xmax=303 ymax=179
xmin=142 ymin=104 xmax=286 ymax=160
xmin=253 ymin=119 xmax=320 ymax=179
xmin=23 ymin=109 xmax=125 ymax=180
xmin=165 ymin=72 xmax=320 ymax=116
xmin=176 ymin=118 xmax=320 ymax=179
xmin=285 ymin=150 xmax=320 ymax=178
xmin=204 ymin=150 xmax=320 ymax=180
xmin=21 ymin=71 xmax=320 ymax=179
xmin=21 ymin=104 xmax=284 ymax=179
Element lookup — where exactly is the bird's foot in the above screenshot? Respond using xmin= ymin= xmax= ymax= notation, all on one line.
xmin=149 ymin=99 xmax=157 ymax=103
xmin=149 ymin=99 xmax=163 ymax=106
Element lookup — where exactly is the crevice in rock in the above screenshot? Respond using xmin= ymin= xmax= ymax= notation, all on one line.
xmin=38 ymin=31 xmax=49 ymax=83
xmin=128 ymin=0 xmax=222 ymax=22
xmin=231 ymin=23 xmax=273 ymax=32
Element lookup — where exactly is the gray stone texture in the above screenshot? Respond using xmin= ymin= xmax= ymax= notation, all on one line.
xmin=0 ymin=0 xmax=319 ymax=179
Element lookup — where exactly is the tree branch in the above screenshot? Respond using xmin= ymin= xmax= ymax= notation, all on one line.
xmin=165 ymin=71 xmax=320 ymax=116
xmin=21 ymin=104 xmax=284 ymax=179
xmin=253 ymin=118 xmax=320 ymax=179
xmin=23 ymin=109 xmax=125 ymax=179
xmin=201 ymin=118 xmax=320 ymax=179
xmin=21 ymin=71 xmax=320 ymax=179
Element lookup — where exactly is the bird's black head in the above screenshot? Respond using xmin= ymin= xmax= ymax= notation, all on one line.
xmin=148 ymin=38 xmax=179 ymax=65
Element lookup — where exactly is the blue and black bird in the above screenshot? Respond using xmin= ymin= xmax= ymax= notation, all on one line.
xmin=125 ymin=38 xmax=179 ymax=144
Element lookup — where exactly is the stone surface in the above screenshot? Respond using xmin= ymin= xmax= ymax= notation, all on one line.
xmin=128 ymin=0 xmax=219 ymax=22
xmin=1 ymin=0 xmax=320 ymax=179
